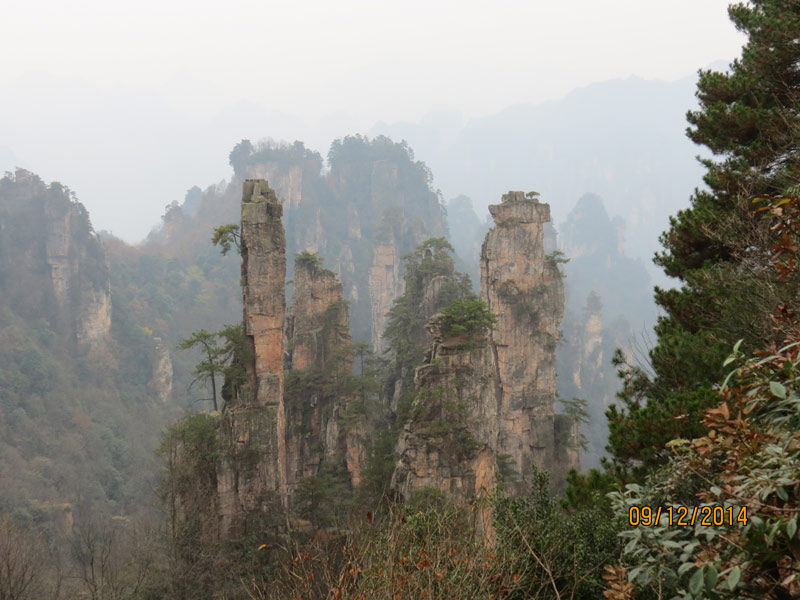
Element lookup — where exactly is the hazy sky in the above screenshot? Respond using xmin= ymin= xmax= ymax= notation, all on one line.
xmin=1 ymin=0 xmax=746 ymax=241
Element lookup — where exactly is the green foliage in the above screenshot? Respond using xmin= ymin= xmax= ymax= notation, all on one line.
xmin=608 ymin=0 xmax=800 ymax=478
xmin=210 ymin=223 xmax=241 ymax=256
xmin=494 ymin=466 xmax=625 ymax=600
xmin=294 ymin=250 xmax=324 ymax=273
xmin=545 ymin=249 xmax=570 ymax=265
xmin=608 ymin=339 xmax=800 ymax=599
xmin=295 ymin=460 xmax=353 ymax=527
xmin=384 ymin=238 xmax=473 ymax=366
xmin=438 ymin=298 xmax=496 ymax=339
xmin=228 ymin=139 xmax=254 ymax=177
xmin=178 ymin=324 xmax=246 ymax=411
xmin=562 ymin=468 xmax=617 ymax=512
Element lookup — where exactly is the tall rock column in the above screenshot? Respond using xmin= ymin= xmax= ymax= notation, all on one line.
xmin=392 ymin=192 xmax=572 ymax=515
xmin=217 ymin=179 xmax=288 ymax=538
xmin=480 ymin=191 xmax=565 ymax=494
xmin=369 ymin=235 xmax=402 ymax=353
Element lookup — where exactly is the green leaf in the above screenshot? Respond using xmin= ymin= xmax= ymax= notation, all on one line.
xmin=770 ymin=381 xmax=787 ymax=398
xmin=727 ymin=566 xmax=741 ymax=590
xmin=787 ymin=517 xmax=797 ymax=539
xmin=705 ymin=564 xmax=718 ymax=590
xmin=777 ymin=486 xmax=789 ymax=501
xmin=678 ymin=562 xmax=695 ymax=575
xmin=689 ymin=567 xmax=704 ymax=595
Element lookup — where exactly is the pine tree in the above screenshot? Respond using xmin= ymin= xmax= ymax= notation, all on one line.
xmin=608 ymin=0 xmax=800 ymax=476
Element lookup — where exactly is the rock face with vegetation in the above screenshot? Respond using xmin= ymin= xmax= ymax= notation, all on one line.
xmin=555 ymin=193 xmax=653 ymax=467
xmin=0 ymin=169 xmax=111 ymax=349
xmin=229 ymin=136 xmax=446 ymax=346
xmin=392 ymin=192 xmax=576 ymax=505
xmin=217 ymin=180 xmax=288 ymax=538
xmin=216 ymin=180 xmax=370 ymax=537
xmin=284 ymin=251 xmax=366 ymax=492
xmin=481 ymin=191 xmax=568 ymax=494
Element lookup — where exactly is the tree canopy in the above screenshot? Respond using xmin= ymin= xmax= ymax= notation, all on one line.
xmin=608 ymin=0 xmax=800 ymax=477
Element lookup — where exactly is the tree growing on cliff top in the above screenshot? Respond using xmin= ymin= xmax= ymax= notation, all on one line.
xmin=383 ymin=238 xmax=473 ymax=366
xmin=607 ymin=0 xmax=800 ymax=477
xmin=439 ymin=298 xmax=497 ymax=339
xmin=211 ymin=224 xmax=241 ymax=256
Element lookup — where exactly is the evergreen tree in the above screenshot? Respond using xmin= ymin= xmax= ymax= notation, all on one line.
xmin=608 ymin=0 xmax=800 ymax=476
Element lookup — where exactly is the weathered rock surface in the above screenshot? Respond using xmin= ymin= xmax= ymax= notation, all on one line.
xmin=392 ymin=191 xmax=577 ymax=507
xmin=0 ymin=169 xmax=111 ymax=349
xmin=481 ymin=191 xmax=566 ymax=495
xmin=149 ymin=337 xmax=173 ymax=404
xmin=369 ymin=236 xmax=402 ymax=353
xmin=217 ymin=179 xmax=370 ymax=537
xmin=217 ymin=179 xmax=288 ymax=539
xmin=285 ymin=257 xmax=365 ymax=491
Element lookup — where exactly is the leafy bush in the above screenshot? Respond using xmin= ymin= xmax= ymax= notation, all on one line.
xmin=439 ymin=299 xmax=497 ymax=339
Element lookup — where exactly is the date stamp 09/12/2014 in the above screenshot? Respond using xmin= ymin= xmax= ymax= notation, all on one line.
xmin=628 ymin=505 xmax=749 ymax=528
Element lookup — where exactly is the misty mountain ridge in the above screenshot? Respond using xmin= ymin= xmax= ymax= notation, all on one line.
xmin=1 ymin=67 xmax=724 ymax=285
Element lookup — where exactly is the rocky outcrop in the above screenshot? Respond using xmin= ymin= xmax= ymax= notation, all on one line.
xmin=287 ymin=260 xmax=351 ymax=372
xmin=571 ymin=296 xmax=603 ymax=391
xmin=217 ymin=180 xmax=370 ymax=538
xmin=391 ymin=317 xmax=497 ymax=502
xmin=392 ymin=192 xmax=577 ymax=507
xmin=0 ymin=170 xmax=111 ymax=350
xmin=285 ymin=256 xmax=365 ymax=491
xmin=149 ymin=337 xmax=173 ymax=404
xmin=42 ymin=183 xmax=112 ymax=348
xmin=481 ymin=191 xmax=566 ymax=495
xmin=246 ymin=162 xmax=304 ymax=212
xmin=217 ymin=180 xmax=288 ymax=539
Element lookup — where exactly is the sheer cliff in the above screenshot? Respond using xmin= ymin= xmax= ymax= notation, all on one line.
xmin=0 ymin=169 xmax=111 ymax=348
xmin=217 ymin=180 xmax=288 ymax=538
xmin=216 ymin=180 xmax=369 ymax=538
xmin=226 ymin=136 xmax=448 ymax=348
xmin=392 ymin=192 xmax=577 ymax=506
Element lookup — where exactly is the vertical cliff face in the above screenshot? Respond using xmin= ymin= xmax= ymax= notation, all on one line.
xmin=228 ymin=137 xmax=447 ymax=347
xmin=149 ymin=337 xmax=173 ymax=404
xmin=571 ymin=297 xmax=604 ymax=391
xmin=217 ymin=179 xmax=287 ymax=539
xmin=217 ymin=180 xmax=370 ymax=537
xmin=480 ymin=191 xmax=565 ymax=494
xmin=391 ymin=319 xmax=498 ymax=502
xmin=392 ymin=192 xmax=576 ymax=508
xmin=41 ymin=180 xmax=112 ymax=348
xmin=369 ymin=236 xmax=402 ymax=353
xmin=285 ymin=256 xmax=365 ymax=491
xmin=0 ymin=170 xmax=111 ymax=349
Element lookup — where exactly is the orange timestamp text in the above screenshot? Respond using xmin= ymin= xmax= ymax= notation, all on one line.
xmin=628 ymin=505 xmax=749 ymax=527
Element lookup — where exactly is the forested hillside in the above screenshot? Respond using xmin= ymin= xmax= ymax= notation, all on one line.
xmin=0 ymin=170 xmax=173 ymax=522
